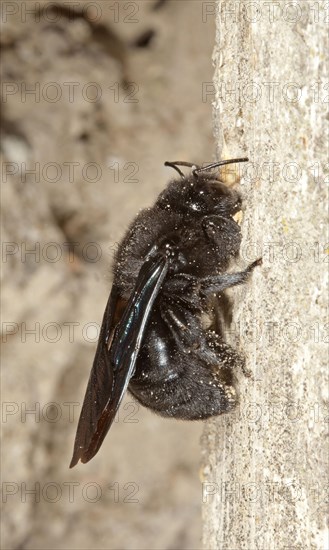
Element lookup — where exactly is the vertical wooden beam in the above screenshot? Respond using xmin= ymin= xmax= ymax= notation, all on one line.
xmin=203 ymin=1 xmax=328 ymax=548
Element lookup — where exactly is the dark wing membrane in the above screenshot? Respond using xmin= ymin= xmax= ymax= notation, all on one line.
xmin=69 ymin=284 xmax=124 ymax=468
xmin=70 ymin=253 xmax=169 ymax=467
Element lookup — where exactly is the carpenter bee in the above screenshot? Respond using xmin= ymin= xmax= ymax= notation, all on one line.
xmin=70 ymin=158 xmax=261 ymax=467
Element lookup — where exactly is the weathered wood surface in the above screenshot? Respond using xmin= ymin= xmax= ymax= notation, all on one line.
xmin=202 ymin=2 xmax=328 ymax=549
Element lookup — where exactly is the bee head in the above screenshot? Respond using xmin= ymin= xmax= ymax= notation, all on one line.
xmin=156 ymin=158 xmax=247 ymax=218
xmin=156 ymin=172 xmax=241 ymax=218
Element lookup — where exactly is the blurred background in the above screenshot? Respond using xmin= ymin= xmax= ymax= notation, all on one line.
xmin=1 ymin=1 xmax=216 ymax=548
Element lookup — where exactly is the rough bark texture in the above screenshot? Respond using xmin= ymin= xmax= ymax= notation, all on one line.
xmin=202 ymin=1 xmax=328 ymax=549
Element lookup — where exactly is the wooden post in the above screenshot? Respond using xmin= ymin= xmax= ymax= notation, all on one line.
xmin=202 ymin=1 xmax=328 ymax=548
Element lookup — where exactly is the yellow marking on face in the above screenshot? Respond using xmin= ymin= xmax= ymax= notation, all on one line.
xmin=232 ymin=210 xmax=243 ymax=225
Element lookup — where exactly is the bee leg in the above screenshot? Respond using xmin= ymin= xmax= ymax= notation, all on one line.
xmin=162 ymin=275 xmax=245 ymax=372
xmin=200 ymin=258 xmax=262 ymax=295
xmin=160 ymin=306 xmax=243 ymax=375
xmin=131 ymin=270 xmax=243 ymax=419
xmin=202 ymin=213 xmax=242 ymax=248
xmin=163 ymin=273 xmax=201 ymax=312
xmin=211 ymin=292 xmax=233 ymax=336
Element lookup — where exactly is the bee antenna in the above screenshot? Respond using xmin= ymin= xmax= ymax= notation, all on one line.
xmin=164 ymin=161 xmax=201 ymax=179
xmin=165 ymin=158 xmax=249 ymax=179
xmin=192 ymin=157 xmax=249 ymax=177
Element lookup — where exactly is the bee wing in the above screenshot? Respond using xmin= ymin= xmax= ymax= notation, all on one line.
xmin=70 ymin=253 xmax=169 ymax=467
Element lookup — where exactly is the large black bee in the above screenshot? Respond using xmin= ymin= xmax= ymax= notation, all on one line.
xmin=70 ymin=158 xmax=261 ymax=467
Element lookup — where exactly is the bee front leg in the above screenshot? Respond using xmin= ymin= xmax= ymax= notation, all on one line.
xmin=200 ymin=258 xmax=262 ymax=295
xmin=202 ymin=214 xmax=242 ymax=257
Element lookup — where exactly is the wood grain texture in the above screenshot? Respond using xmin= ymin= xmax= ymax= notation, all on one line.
xmin=202 ymin=1 xmax=328 ymax=548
